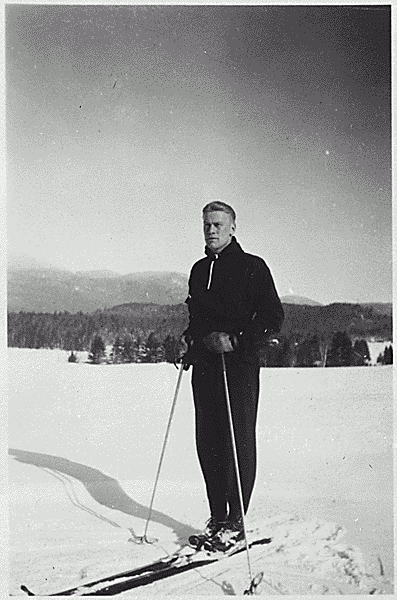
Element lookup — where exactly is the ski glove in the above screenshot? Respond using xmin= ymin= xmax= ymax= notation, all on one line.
xmin=202 ymin=332 xmax=237 ymax=354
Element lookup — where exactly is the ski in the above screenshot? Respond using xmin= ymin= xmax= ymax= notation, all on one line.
xmin=20 ymin=534 xmax=272 ymax=596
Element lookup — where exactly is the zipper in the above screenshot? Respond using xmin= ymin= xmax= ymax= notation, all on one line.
xmin=207 ymin=254 xmax=218 ymax=290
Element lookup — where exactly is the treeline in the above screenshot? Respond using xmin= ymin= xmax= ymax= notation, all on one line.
xmin=7 ymin=301 xmax=392 ymax=351
xmin=7 ymin=304 xmax=393 ymax=367
xmin=258 ymin=332 xmax=392 ymax=367
xmin=82 ymin=333 xmax=178 ymax=365
xmin=73 ymin=330 xmax=393 ymax=367
xmin=7 ymin=305 xmax=188 ymax=351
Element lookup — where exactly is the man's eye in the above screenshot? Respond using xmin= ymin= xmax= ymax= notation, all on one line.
xmin=204 ymin=223 xmax=221 ymax=230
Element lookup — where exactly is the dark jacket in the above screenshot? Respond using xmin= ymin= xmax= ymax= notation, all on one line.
xmin=185 ymin=237 xmax=284 ymax=364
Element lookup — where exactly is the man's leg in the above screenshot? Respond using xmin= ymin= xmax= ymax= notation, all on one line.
xmin=192 ymin=361 xmax=229 ymax=521
xmin=224 ymin=359 xmax=260 ymax=520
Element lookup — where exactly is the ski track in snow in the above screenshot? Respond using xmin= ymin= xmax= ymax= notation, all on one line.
xmin=8 ymin=348 xmax=393 ymax=595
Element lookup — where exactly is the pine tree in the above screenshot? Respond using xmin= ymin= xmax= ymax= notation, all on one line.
xmin=163 ymin=334 xmax=178 ymax=363
xmin=296 ymin=334 xmax=322 ymax=367
xmin=110 ymin=336 xmax=123 ymax=364
xmin=260 ymin=337 xmax=278 ymax=367
xmin=88 ymin=335 xmax=106 ymax=364
xmin=121 ymin=338 xmax=137 ymax=363
xmin=135 ymin=336 xmax=149 ymax=363
xmin=384 ymin=345 xmax=393 ymax=365
xmin=328 ymin=331 xmax=353 ymax=366
xmin=286 ymin=335 xmax=303 ymax=367
xmin=262 ymin=335 xmax=291 ymax=367
xmin=146 ymin=332 xmax=164 ymax=363
xmin=353 ymin=339 xmax=370 ymax=366
xmin=68 ymin=351 xmax=78 ymax=363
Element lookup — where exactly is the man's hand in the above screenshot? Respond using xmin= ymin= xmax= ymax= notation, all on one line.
xmin=203 ymin=332 xmax=236 ymax=354
xmin=175 ymin=334 xmax=193 ymax=370
xmin=177 ymin=334 xmax=189 ymax=358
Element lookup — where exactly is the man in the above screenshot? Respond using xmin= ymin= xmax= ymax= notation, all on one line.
xmin=181 ymin=201 xmax=284 ymax=551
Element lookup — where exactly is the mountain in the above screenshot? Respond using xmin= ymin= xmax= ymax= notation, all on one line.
xmin=280 ymin=295 xmax=323 ymax=306
xmin=280 ymin=302 xmax=392 ymax=341
xmin=360 ymin=303 xmax=393 ymax=316
xmin=7 ymin=267 xmax=189 ymax=312
xmin=7 ymin=261 xmax=392 ymax=317
xmin=75 ymin=270 xmax=120 ymax=279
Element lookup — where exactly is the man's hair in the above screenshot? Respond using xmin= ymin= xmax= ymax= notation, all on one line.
xmin=202 ymin=201 xmax=236 ymax=223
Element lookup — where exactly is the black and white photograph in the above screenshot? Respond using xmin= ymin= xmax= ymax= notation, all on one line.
xmin=7 ymin=4 xmax=392 ymax=596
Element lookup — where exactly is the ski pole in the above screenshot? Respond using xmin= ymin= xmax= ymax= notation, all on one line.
xmin=221 ymin=353 xmax=262 ymax=594
xmin=139 ymin=363 xmax=184 ymax=543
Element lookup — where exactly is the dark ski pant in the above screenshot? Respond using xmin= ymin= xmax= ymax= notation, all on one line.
xmin=191 ymin=355 xmax=260 ymax=521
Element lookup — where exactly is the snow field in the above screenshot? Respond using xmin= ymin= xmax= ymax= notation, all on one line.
xmin=8 ymin=348 xmax=393 ymax=594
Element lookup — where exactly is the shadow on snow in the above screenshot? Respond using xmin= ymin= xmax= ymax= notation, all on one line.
xmin=9 ymin=448 xmax=196 ymax=544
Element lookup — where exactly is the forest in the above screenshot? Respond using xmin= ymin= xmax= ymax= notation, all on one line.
xmin=73 ymin=330 xmax=392 ymax=368
xmin=7 ymin=301 xmax=392 ymax=367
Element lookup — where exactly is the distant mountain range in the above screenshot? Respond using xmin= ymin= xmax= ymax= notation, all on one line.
xmin=7 ymin=261 xmax=392 ymax=315
xmin=280 ymin=295 xmax=323 ymax=306
xmin=8 ymin=266 xmax=189 ymax=312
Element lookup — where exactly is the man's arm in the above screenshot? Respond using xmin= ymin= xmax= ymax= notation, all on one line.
xmin=236 ymin=259 xmax=284 ymax=351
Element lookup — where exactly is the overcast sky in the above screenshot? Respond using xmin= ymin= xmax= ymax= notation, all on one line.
xmin=7 ymin=4 xmax=391 ymax=304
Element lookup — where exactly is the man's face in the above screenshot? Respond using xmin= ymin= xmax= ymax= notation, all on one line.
xmin=203 ymin=210 xmax=236 ymax=254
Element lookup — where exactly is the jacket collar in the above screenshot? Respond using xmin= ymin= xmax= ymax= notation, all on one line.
xmin=204 ymin=236 xmax=243 ymax=259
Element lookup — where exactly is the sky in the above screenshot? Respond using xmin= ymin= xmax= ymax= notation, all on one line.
xmin=6 ymin=4 xmax=392 ymax=304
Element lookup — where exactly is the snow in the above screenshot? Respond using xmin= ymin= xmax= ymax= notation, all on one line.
xmin=367 ymin=341 xmax=392 ymax=365
xmin=8 ymin=349 xmax=394 ymax=595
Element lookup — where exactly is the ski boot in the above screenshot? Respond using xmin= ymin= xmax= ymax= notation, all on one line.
xmin=188 ymin=516 xmax=226 ymax=550
xmin=203 ymin=517 xmax=244 ymax=552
